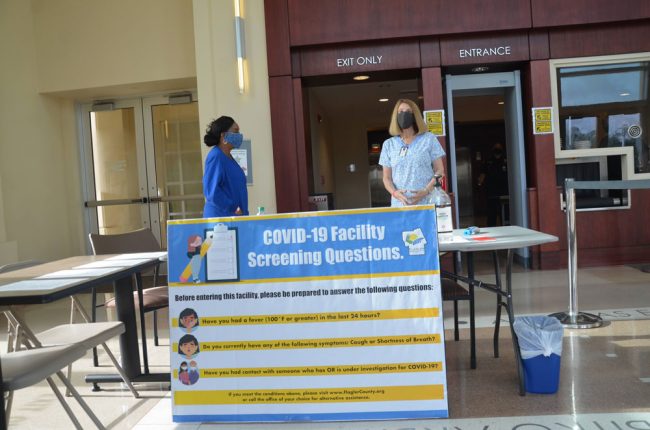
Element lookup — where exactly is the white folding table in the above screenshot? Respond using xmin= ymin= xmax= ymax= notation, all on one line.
xmin=439 ymin=226 xmax=558 ymax=394
xmin=0 ymin=253 xmax=169 ymax=397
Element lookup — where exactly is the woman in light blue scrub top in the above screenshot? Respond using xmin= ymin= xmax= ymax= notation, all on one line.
xmin=378 ymin=99 xmax=446 ymax=207
xmin=202 ymin=116 xmax=249 ymax=218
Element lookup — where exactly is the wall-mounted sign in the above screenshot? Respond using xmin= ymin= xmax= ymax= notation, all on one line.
xmin=299 ymin=40 xmax=420 ymax=77
xmin=424 ymin=110 xmax=446 ymax=137
xmin=532 ymin=107 xmax=553 ymax=134
xmin=440 ymin=33 xmax=528 ymax=66
xmin=231 ymin=139 xmax=253 ymax=184
xmin=459 ymin=46 xmax=511 ymax=58
xmin=336 ymin=55 xmax=383 ymax=67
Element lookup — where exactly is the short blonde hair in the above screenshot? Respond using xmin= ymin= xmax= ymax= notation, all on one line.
xmin=388 ymin=99 xmax=427 ymax=136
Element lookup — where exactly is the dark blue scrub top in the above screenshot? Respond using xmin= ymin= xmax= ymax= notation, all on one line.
xmin=202 ymin=147 xmax=248 ymax=217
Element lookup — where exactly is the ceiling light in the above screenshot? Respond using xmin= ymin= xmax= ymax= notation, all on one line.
xmin=619 ymin=92 xmax=631 ymax=97
xmin=471 ymin=66 xmax=489 ymax=73
xmin=379 ymin=98 xmax=389 ymax=102
xmin=234 ymin=0 xmax=246 ymax=94
xmin=497 ymin=101 xmax=504 ymax=105
xmin=353 ymin=75 xmax=370 ymax=81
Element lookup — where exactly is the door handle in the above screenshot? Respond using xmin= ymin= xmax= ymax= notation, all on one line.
xmin=85 ymin=197 xmax=148 ymax=207
xmin=145 ymin=195 xmax=204 ymax=204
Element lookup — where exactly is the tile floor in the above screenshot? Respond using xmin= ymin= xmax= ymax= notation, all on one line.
xmin=4 ymin=261 xmax=650 ymax=429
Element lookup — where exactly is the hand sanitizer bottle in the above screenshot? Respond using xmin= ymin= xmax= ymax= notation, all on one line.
xmin=430 ymin=175 xmax=453 ymax=241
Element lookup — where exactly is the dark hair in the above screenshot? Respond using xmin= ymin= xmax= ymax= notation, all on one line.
xmin=204 ymin=116 xmax=235 ymax=147
xmin=180 ymin=361 xmax=188 ymax=370
xmin=178 ymin=334 xmax=199 ymax=355
xmin=179 ymin=308 xmax=199 ymax=328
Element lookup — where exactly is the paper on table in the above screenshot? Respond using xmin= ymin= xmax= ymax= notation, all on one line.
xmin=106 ymin=252 xmax=167 ymax=260
xmin=0 ymin=278 xmax=87 ymax=293
xmin=439 ymin=235 xmax=469 ymax=244
xmin=38 ymin=267 xmax=117 ymax=278
xmin=74 ymin=259 xmax=151 ymax=269
xmin=470 ymin=236 xmax=497 ymax=242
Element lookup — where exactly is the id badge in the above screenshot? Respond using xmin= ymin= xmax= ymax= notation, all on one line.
xmin=399 ymin=147 xmax=408 ymax=157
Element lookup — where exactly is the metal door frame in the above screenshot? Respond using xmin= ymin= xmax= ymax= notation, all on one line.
xmin=79 ymin=98 xmax=151 ymax=242
xmin=142 ymin=92 xmax=202 ymax=244
xmin=445 ymin=71 xmax=529 ymax=259
xmin=79 ymin=92 xmax=200 ymax=247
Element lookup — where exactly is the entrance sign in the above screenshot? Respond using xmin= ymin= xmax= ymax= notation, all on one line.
xmin=459 ymin=46 xmax=511 ymax=58
xmin=440 ymin=33 xmax=528 ymax=66
xmin=424 ymin=110 xmax=446 ymax=136
xmin=532 ymin=107 xmax=553 ymax=134
xmin=168 ymin=207 xmax=448 ymax=422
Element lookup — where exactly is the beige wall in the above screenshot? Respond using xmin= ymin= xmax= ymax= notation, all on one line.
xmin=308 ymin=94 xmax=335 ymax=194
xmin=32 ymin=0 xmax=196 ymax=95
xmin=193 ymin=0 xmax=276 ymax=214
xmin=308 ymin=107 xmax=378 ymax=209
xmin=328 ymin=114 xmax=373 ymax=209
xmin=0 ymin=0 xmax=209 ymax=264
xmin=0 ymin=1 xmax=81 ymax=264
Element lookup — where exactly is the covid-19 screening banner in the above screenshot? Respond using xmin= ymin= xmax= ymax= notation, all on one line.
xmin=167 ymin=206 xmax=448 ymax=422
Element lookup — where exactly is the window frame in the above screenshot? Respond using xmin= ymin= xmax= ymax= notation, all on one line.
xmin=550 ymin=51 xmax=650 ymax=180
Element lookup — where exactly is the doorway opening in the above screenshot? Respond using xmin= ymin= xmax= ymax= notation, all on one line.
xmin=452 ymin=94 xmax=508 ymax=228
xmin=304 ymin=73 xmax=421 ymax=210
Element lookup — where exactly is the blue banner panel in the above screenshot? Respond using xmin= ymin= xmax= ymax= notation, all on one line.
xmin=168 ymin=206 xmax=448 ymax=422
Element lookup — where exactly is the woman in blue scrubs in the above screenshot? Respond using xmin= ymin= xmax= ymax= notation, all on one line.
xmin=379 ymin=99 xmax=446 ymax=207
xmin=202 ymin=116 xmax=249 ymax=217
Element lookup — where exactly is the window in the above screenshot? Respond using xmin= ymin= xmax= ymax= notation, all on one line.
xmin=551 ymin=54 xmax=650 ymax=210
xmin=555 ymin=58 xmax=649 ymax=174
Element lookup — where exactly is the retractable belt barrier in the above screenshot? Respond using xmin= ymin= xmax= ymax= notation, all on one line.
xmin=550 ymin=178 xmax=650 ymax=328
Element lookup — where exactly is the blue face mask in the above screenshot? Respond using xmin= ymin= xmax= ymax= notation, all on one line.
xmin=223 ymin=132 xmax=244 ymax=148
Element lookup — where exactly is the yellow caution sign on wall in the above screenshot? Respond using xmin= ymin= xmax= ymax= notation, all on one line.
xmin=532 ymin=107 xmax=553 ymax=134
xmin=424 ymin=110 xmax=446 ymax=136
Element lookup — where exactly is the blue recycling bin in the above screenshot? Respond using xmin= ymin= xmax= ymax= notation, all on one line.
xmin=513 ymin=316 xmax=564 ymax=394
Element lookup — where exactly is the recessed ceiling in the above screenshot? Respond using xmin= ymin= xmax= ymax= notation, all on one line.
xmin=308 ymin=79 xmax=419 ymax=129
xmin=307 ymin=78 xmax=506 ymax=127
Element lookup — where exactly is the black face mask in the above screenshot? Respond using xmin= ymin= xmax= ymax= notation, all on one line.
xmin=397 ymin=111 xmax=415 ymax=129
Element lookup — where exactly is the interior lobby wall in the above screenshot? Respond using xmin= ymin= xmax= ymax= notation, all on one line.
xmin=328 ymin=113 xmax=372 ymax=210
xmin=193 ymin=0 xmax=276 ymax=214
xmin=0 ymin=1 xmax=79 ymax=264
xmin=0 ymin=0 xmax=202 ymax=264
xmin=31 ymin=0 xmax=197 ymax=94
xmin=308 ymin=94 xmax=335 ymax=195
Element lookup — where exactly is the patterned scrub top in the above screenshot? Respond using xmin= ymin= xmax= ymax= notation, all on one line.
xmin=378 ymin=132 xmax=446 ymax=207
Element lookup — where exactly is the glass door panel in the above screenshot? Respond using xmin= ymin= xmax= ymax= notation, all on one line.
xmin=82 ymin=100 xmax=151 ymax=237
xmin=82 ymin=95 xmax=202 ymax=250
xmin=90 ymin=108 xmax=142 ymax=234
xmin=145 ymin=96 xmax=203 ymax=248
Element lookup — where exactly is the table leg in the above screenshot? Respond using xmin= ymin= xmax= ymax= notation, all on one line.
xmin=0 ymin=359 xmax=6 ymax=430
xmin=493 ymin=251 xmax=502 ymax=358
xmin=467 ymin=252 xmax=476 ymax=369
xmin=503 ymin=249 xmax=526 ymax=395
xmin=134 ymin=272 xmax=150 ymax=375
xmin=114 ymin=276 xmax=142 ymax=379
xmin=85 ymin=273 xmax=170 ymax=388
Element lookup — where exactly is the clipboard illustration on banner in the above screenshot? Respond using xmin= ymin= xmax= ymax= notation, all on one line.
xmin=204 ymin=223 xmax=239 ymax=282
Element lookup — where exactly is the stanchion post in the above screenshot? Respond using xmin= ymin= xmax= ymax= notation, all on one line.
xmin=566 ymin=180 xmax=578 ymax=322
xmin=550 ymin=178 xmax=602 ymax=328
